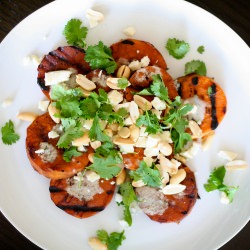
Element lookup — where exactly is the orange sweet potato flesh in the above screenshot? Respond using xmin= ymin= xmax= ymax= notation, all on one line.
xmin=177 ymin=74 xmax=227 ymax=135
xmin=110 ymin=39 xmax=167 ymax=70
xmin=26 ymin=112 xmax=93 ymax=179
xmin=122 ymin=148 xmax=145 ymax=170
xmin=49 ymin=176 xmax=116 ymax=218
xmin=145 ymin=165 xmax=197 ymax=223
xmin=37 ymin=46 xmax=91 ymax=99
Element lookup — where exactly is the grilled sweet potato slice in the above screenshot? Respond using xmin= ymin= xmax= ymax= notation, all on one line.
xmin=110 ymin=39 xmax=167 ymax=70
xmin=26 ymin=112 xmax=92 ymax=179
xmin=177 ymin=74 xmax=227 ymax=135
xmin=49 ymin=174 xmax=116 ymax=218
xmin=122 ymin=148 xmax=144 ymax=170
xmin=136 ymin=164 xmax=197 ymax=223
xmin=37 ymin=46 xmax=91 ymax=99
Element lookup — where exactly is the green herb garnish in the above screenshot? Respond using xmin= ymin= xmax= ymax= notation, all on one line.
xmin=118 ymin=182 xmax=137 ymax=226
xmin=185 ymin=60 xmax=207 ymax=76
xmin=1 ymin=120 xmax=20 ymax=145
xmin=129 ymin=161 xmax=161 ymax=188
xmin=85 ymin=41 xmax=117 ymax=74
xmin=197 ymin=45 xmax=205 ymax=54
xmin=117 ymin=78 xmax=129 ymax=89
xmin=163 ymin=97 xmax=193 ymax=153
xmin=97 ymin=230 xmax=126 ymax=250
xmin=63 ymin=19 xmax=88 ymax=48
xmin=204 ymin=166 xmax=239 ymax=203
xmin=166 ymin=38 xmax=190 ymax=59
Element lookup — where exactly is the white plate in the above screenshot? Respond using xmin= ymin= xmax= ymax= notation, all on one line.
xmin=0 ymin=0 xmax=249 ymax=249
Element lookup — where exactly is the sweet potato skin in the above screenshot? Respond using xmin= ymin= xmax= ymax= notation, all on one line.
xmin=49 ymin=176 xmax=116 ymax=218
xmin=37 ymin=46 xmax=91 ymax=99
xmin=177 ymin=74 xmax=227 ymax=134
xmin=26 ymin=112 xmax=92 ymax=179
xmin=110 ymin=39 xmax=167 ymax=70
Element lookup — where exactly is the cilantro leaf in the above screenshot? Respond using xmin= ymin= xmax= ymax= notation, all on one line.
xmin=119 ymin=182 xmax=137 ymax=226
xmin=166 ymin=38 xmax=190 ymax=59
xmin=1 ymin=120 xmax=20 ymax=145
xmin=137 ymin=74 xmax=171 ymax=102
xmin=130 ymin=161 xmax=161 ymax=188
xmin=136 ymin=110 xmax=163 ymax=134
xmin=197 ymin=45 xmax=205 ymax=54
xmin=204 ymin=166 xmax=239 ymax=203
xmin=163 ymin=100 xmax=193 ymax=153
xmin=85 ymin=41 xmax=117 ymax=74
xmin=87 ymin=151 xmax=122 ymax=179
xmin=80 ymin=98 xmax=99 ymax=119
xmin=63 ymin=19 xmax=88 ymax=48
xmin=185 ymin=60 xmax=207 ymax=76
xmin=89 ymin=115 xmax=110 ymax=142
xmin=63 ymin=146 xmax=82 ymax=162
xmin=97 ymin=230 xmax=126 ymax=250
xmin=57 ymin=124 xmax=84 ymax=149
xmin=117 ymin=78 xmax=129 ymax=89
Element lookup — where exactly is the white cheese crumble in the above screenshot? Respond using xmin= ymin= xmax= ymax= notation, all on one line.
xmin=45 ymin=70 xmax=72 ymax=86
xmin=123 ymin=26 xmax=136 ymax=37
xmin=86 ymin=9 xmax=104 ymax=28
xmin=184 ymin=96 xmax=207 ymax=124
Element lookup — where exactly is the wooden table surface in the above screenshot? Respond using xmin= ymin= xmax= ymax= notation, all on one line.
xmin=0 ymin=0 xmax=249 ymax=249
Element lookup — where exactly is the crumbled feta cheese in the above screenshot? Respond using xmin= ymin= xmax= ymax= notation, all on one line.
xmin=151 ymin=97 xmax=167 ymax=111
xmin=1 ymin=98 xmax=13 ymax=107
xmin=38 ymin=100 xmax=50 ymax=111
xmin=220 ymin=191 xmax=230 ymax=204
xmin=48 ymin=130 xmax=59 ymax=139
xmin=86 ymin=9 xmax=104 ymax=28
xmin=123 ymin=26 xmax=136 ymax=37
xmin=77 ymin=145 xmax=87 ymax=152
xmin=45 ymin=70 xmax=72 ymax=86
xmin=119 ymin=144 xmax=134 ymax=154
xmin=86 ymin=171 xmax=101 ymax=182
xmin=180 ymin=141 xmax=200 ymax=159
xmin=146 ymin=134 xmax=161 ymax=148
xmin=115 ymin=193 xmax=123 ymax=203
xmin=119 ymin=219 xmax=129 ymax=230
xmin=140 ymin=56 xmax=150 ymax=67
xmin=184 ymin=96 xmax=207 ymax=124
xmin=128 ymin=60 xmax=142 ymax=71
xmin=139 ymin=127 xmax=148 ymax=137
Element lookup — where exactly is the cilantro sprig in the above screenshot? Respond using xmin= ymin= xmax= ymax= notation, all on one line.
xmin=185 ymin=60 xmax=207 ymax=76
xmin=197 ymin=45 xmax=205 ymax=54
xmin=85 ymin=41 xmax=117 ymax=74
xmin=166 ymin=38 xmax=190 ymax=59
xmin=204 ymin=166 xmax=239 ymax=203
xmin=1 ymin=120 xmax=20 ymax=145
xmin=129 ymin=161 xmax=162 ymax=188
xmin=137 ymin=74 xmax=171 ymax=104
xmin=118 ymin=182 xmax=137 ymax=226
xmin=97 ymin=230 xmax=126 ymax=250
xmin=136 ymin=110 xmax=163 ymax=134
xmin=87 ymin=142 xmax=122 ymax=179
xmin=63 ymin=19 xmax=88 ymax=48
xmin=163 ymin=96 xmax=193 ymax=153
